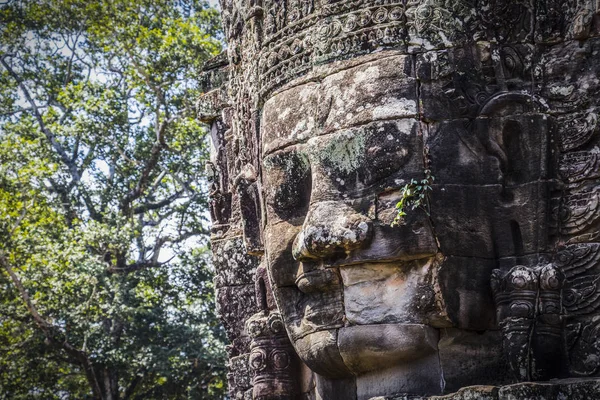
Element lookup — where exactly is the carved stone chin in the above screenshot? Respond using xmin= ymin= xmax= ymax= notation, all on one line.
xmin=201 ymin=0 xmax=600 ymax=398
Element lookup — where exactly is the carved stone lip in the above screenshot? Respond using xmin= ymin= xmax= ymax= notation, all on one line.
xmin=294 ymin=256 xmax=435 ymax=293
xmin=295 ymin=267 xmax=340 ymax=293
xmin=329 ymin=251 xmax=437 ymax=268
xmin=337 ymin=323 xmax=440 ymax=375
xmin=328 ymin=222 xmax=439 ymax=267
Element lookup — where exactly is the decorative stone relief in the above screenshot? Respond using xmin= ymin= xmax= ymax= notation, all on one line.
xmin=246 ymin=266 xmax=300 ymax=399
xmin=491 ymin=264 xmax=565 ymax=381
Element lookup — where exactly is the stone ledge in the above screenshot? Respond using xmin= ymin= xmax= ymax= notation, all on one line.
xmin=370 ymin=378 xmax=600 ymax=400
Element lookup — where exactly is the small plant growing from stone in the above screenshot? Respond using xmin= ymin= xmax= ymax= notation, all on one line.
xmin=391 ymin=169 xmax=434 ymax=227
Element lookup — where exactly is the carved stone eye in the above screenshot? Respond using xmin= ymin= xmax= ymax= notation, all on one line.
xmin=263 ymin=149 xmax=311 ymax=219
xmin=315 ymin=121 xmax=415 ymax=192
xmin=249 ymin=350 xmax=267 ymax=372
xmin=416 ymin=5 xmax=432 ymax=20
xmin=360 ymin=122 xmax=415 ymax=187
xmin=268 ymin=313 xmax=285 ymax=334
xmin=509 ymin=301 xmax=533 ymax=318
xmin=563 ymin=290 xmax=577 ymax=307
xmin=343 ymin=14 xmax=357 ymax=32
xmin=271 ymin=350 xmax=290 ymax=370
xmin=512 ymin=276 xmax=527 ymax=289
xmin=389 ymin=7 xmax=403 ymax=21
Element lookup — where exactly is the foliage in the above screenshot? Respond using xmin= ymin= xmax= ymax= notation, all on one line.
xmin=391 ymin=169 xmax=434 ymax=227
xmin=0 ymin=0 xmax=225 ymax=398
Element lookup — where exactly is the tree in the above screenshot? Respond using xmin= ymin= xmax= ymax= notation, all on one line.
xmin=0 ymin=1 xmax=226 ymax=398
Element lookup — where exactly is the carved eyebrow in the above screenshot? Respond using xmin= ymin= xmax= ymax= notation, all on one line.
xmin=262 ymin=144 xmax=306 ymax=161
xmin=262 ymin=123 xmax=377 ymax=158
xmin=262 ymin=141 xmax=306 ymax=159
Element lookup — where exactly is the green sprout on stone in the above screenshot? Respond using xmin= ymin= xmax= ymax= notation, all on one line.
xmin=391 ymin=169 xmax=434 ymax=227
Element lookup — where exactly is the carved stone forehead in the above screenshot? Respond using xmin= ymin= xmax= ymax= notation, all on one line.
xmin=218 ymin=0 xmax=600 ymax=164
xmin=261 ymin=52 xmax=415 ymax=156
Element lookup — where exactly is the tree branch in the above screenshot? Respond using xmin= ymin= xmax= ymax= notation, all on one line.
xmin=106 ymin=260 xmax=162 ymax=275
xmin=132 ymin=190 xmax=183 ymax=214
xmin=76 ymin=142 xmax=97 ymax=180
xmin=0 ymin=57 xmax=81 ymax=185
xmin=47 ymin=178 xmax=77 ymax=226
xmin=120 ymin=141 xmax=164 ymax=213
xmin=0 ymin=253 xmax=103 ymax=399
xmin=9 ymin=201 xmax=29 ymax=237
xmin=71 ymin=134 xmax=81 ymax=163
xmin=123 ymin=369 xmax=146 ymax=400
xmin=64 ymin=29 xmax=84 ymax=87
xmin=0 ymin=254 xmax=53 ymax=331
xmin=0 ymin=105 xmax=49 ymax=118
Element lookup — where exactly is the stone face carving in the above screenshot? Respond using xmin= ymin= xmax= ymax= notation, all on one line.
xmin=199 ymin=0 xmax=600 ymax=398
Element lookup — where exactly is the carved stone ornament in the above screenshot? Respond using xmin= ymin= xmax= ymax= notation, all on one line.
xmin=491 ymin=264 xmax=565 ymax=381
xmin=199 ymin=0 xmax=600 ymax=398
xmin=246 ymin=266 xmax=300 ymax=399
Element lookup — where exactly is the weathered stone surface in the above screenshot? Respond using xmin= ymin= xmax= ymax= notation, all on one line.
xmin=212 ymin=237 xmax=258 ymax=288
xmin=262 ymin=83 xmax=319 ymax=156
xmin=318 ymin=55 xmax=417 ymax=133
xmin=427 ymin=119 xmax=504 ymax=185
xmin=216 ymin=284 xmax=258 ymax=342
xmin=340 ymin=261 xmax=448 ymax=327
xmin=535 ymin=38 xmax=600 ymax=114
xmin=338 ymin=324 xmax=439 ymax=375
xmin=356 ymin=354 xmax=443 ymax=399
xmin=417 ymin=43 xmax=535 ymax=121
xmin=428 ymin=385 xmax=499 ymax=400
xmin=497 ymin=378 xmax=600 ymax=399
xmin=263 ymin=221 xmax=302 ymax=287
xmin=246 ymin=313 xmax=300 ymax=399
xmin=405 ymin=0 xmax=475 ymax=53
xmin=262 ymin=147 xmax=312 ymax=225
xmin=314 ymin=375 xmax=358 ymax=400
xmin=430 ymin=182 xmax=551 ymax=259
xmin=491 ymin=264 xmax=566 ymax=381
xmin=438 ymin=329 xmax=511 ymax=392
xmin=293 ymin=329 xmax=351 ymax=379
xmin=273 ymin=283 xmax=344 ymax=341
xmin=373 ymin=378 xmax=600 ymax=399
xmin=228 ymin=353 xmax=252 ymax=399
xmin=298 ymin=362 xmax=317 ymax=398
xmin=305 ymin=120 xmax=425 ymax=201
xmin=437 ymin=256 xmax=497 ymax=330
xmin=207 ymin=0 xmax=600 ymax=398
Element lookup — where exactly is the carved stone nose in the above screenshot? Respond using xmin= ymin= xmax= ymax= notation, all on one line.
xmin=292 ymin=202 xmax=372 ymax=261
